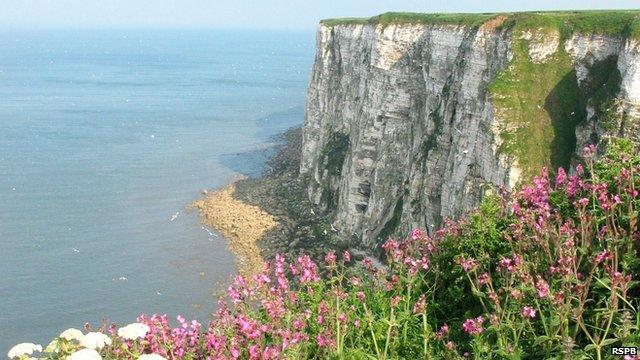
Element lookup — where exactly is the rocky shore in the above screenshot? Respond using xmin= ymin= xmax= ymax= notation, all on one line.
xmin=192 ymin=182 xmax=278 ymax=276
xmin=193 ymin=127 xmax=358 ymax=272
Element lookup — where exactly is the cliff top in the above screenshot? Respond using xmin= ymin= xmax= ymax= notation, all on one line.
xmin=320 ymin=10 xmax=640 ymax=39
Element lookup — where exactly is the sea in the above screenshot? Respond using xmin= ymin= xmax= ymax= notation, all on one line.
xmin=0 ymin=29 xmax=314 ymax=352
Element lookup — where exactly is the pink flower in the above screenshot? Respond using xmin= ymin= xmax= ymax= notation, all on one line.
xmin=555 ymin=167 xmax=567 ymax=187
xmin=457 ymin=256 xmax=477 ymax=272
xmin=412 ymin=294 xmax=426 ymax=314
xmin=510 ymin=289 xmax=523 ymax=300
xmin=324 ymin=251 xmax=337 ymax=266
xmin=462 ymin=316 xmax=484 ymax=335
xmin=382 ymin=239 xmax=399 ymax=253
xmin=521 ymin=306 xmax=536 ymax=319
xmin=337 ymin=313 xmax=348 ymax=323
xmin=535 ymin=277 xmax=550 ymax=298
xmin=477 ymin=272 xmax=490 ymax=286
xmin=411 ymin=228 xmax=424 ymax=240
xmin=583 ymin=144 xmax=597 ymax=159
xmin=595 ymin=250 xmax=613 ymax=264
xmin=436 ymin=324 xmax=449 ymax=339
xmin=343 ymin=250 xmax=351 ymax=263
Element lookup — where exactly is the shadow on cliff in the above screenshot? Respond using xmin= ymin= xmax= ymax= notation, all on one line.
xmin=544 ymin=69 xmax=586 ymax=171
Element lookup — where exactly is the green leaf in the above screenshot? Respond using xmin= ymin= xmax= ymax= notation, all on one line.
xmin=584 ymin=344 xmax=597 ymax=351
xmin=600 ymin=338 xmax=618 ymax=347
xmin=534 ymin=335 xmax=550 ymax=346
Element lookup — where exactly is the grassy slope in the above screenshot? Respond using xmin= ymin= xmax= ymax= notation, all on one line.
xmin=320 ymin=10 xmax=639 ymax=181
xmin=321 ymin=11 xmax=640 ymax=37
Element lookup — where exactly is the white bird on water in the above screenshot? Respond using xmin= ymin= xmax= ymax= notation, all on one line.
xmin=170 ymin=211 xmax=180 ymax=221
xmin=72 ymin=247 xmax=80 ymax=253
xmin=202 ymin=226 xmax=218 ymax=237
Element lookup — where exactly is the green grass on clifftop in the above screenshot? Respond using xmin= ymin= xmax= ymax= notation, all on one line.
xmin=320 ymin=12 xmax=496 ymax=28
xmin=320 ymin=10 xmax=640 ymax=38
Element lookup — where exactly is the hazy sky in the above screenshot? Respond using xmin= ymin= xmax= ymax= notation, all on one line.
xmin=1 ymin=0 xmax=638 ymax=30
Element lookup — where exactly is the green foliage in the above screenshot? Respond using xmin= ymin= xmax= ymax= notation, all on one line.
xmin=321 ymin=11 xmax=640 ymax=39
xmin=428 ymin=197 xmax=512 ymax=335
xmin=320 ymin=12 xmax=496 ymax=28
xmin=489 ymin=27 xmax=585 ymax=181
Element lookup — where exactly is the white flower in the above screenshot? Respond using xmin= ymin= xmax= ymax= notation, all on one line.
xmin=68 ymin=348 xmax=102 ymax=360
xmin=60 ymin=328 xmax=85 ymax=342
xmin=80 ymin=332 xmax=112 ymax=350
xmin=45 ymin=340 xmax=59 ymax=353
xmin=117 ymin=322 xmax=150 ymax=340
xmin=7 ymin=343 xmax=42 ymax=359
xmin=138 ymin=354 xmax=167 ymax=360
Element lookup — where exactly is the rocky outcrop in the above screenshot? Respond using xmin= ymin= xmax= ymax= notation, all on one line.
xmin=300 ymin=13 xmax=640 ymax=250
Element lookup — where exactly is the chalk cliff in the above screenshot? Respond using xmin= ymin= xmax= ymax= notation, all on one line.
xmin=300 ymin=12 xmax=640 ymax=249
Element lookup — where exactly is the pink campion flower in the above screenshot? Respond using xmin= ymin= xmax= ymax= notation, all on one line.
xmin=411 ymin=228 xmax=424 ymax=240
xmin=583 ymin=144 xmax=597 ymax=159
xmin=510 ymin=289 xmax=523 ymax=300
xmin=236 ymin=315 xmax=261 ymax=339
xmin=262 ymin=346 xmax=280 ymax=359
xmin=390 ymin=296 xmax=402 ymax=307
xmin=337 ymin=313 xmax=348 ymax=323
xmin=445 ymin=341 xmax=456 ymax=350
xmin=576 ymin=197 xmax=589 ymax=207
xmin=620 ymin=168 xmax=631 ymax=180
xmin=293 ymin=319 xmax=305 ymax=331
xmin=456 ymin=256 xmax=477 ymax=272
xmin=354 ymin=319 xmax=361 ymax=328
xmin=488 ymin=291 xmax=499 ymax=305
xmin=462 ymin=316 xmax=484 ymax=335
xmin=382 ymin=239 xmax=399 ymax=253
xmin=297 ymin=255 xmax=320 ymax=283
xmin=535 ymin=277 xmax=550 ymax=298
xmin=227 ymin=286 xmax=243 ymax=304
xmin=498 ymin=257 xmax=514 ymax=271
xmin=317 ymin=315 xmax=324 ymax=325
xmin=343 ymin=250 xmax=351 ymax=263
xmin=522 ymin=306 xmax=536 ymax=319
xmin=412 ymin=294 xmax=426 ymax=314
xmin=477 ymin=272 xmax=490 ymax=286
xmin=611 ymin=271 xmax=632 ymax=288
xmin=350 ymin=276 xmax=361 ymax=286
xmin=324 ymin=251 xmax=337 ymax=266
xmin=436 ymin=324 xmax=449 ymax=339
xmin=555 ymin=167 xmax=567 ymax=187
xmin=613 ymin=194 xmax=622 ymax=205
xmin=318 ymin=301 xmax=329 ymax=315
xmin=595 ymin=250 xmax=613 ymax=264
xmin=316 ymin=334 xmax=332 ymax=348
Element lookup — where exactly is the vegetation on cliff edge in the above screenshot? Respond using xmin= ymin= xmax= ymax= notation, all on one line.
xmin=12 ymin=140 xmax=639 ymax=359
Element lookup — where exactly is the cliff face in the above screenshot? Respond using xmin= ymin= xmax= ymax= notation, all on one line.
xmin=300 ymin=12 xmax=640 ymax=249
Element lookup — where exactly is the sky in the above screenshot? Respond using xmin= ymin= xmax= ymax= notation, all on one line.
xmin=1 ymin=0 xmax=638 ymax=30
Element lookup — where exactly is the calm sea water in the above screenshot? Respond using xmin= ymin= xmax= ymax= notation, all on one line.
xmin=0 ymin=29 xmax=314 ymax=352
